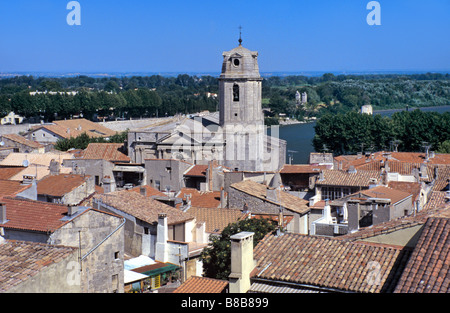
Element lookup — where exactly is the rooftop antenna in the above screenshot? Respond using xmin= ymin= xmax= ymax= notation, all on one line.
xmin=238 ymin=25 xmax=243 ymax=46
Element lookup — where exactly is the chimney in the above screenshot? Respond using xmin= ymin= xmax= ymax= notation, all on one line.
xmin=220 ymin=187 xmax=227 ymax=208
xmin=102 ymin=176 xmax=115 ymax=193
xmin=347 ymin=200 xmax=360 ymax=233
xmin=140 ymin=186 xmax=147 ymax=197
xmin=67 ymin=205 xmax=78 ymax=217
xmin=0 ymin=203 xmax=7 ymax=224
xmin=22 ymin=174 xmax=36 ymax=186
xmin=49 ymin=159 xmax=60 ymax=175
xmin=155 ymin=213 xmax=169 ymax=262
xmin=229 ymin=231 xmax=255 ymax=293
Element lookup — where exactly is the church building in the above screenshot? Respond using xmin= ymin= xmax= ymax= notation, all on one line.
xmin=127 ymin=39 xmax=286 ymax=173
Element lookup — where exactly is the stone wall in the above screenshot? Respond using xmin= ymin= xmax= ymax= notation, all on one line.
xmin=50 ymin=209 xmax=125 ymax=293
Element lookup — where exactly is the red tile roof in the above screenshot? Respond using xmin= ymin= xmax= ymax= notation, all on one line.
xmin=173 ymin=276 xmax=229 ymax=293
xmin=184 ymin=165 xmax=208 ymax=177
xmin=30 ymin=118 xmax=117 ymax=139
xmin=37 ymin=174 xmax=91 ymax=197
xmin=179 ymin=188 xmax=222 ymax=208
xmin=188 ymin=207 xmax=246 ymax=233
xmin=93 ymin=190 xmax=195 ymax=226
xmin=394 ymin=216 xmax=450 ymax=293
xmin=253 ymin=233 xmax=410 ymax=293
xmin=280 ymin=164 xmax=327 ymax=174
xmin=230 ymin=180 xmax=309 ymax=215
xmin=0 ymin=240 xmax=77 ymax=292
xmin=1 ymin=133 xmax=44 ymax=149
xmin=0 ymin=180 xmax=30 ymax=197
xmin=355 ymin=185 xmax=412 ymax=205
xmin=81 ymin=143 xmax=130 ymax=162
xmin=315 ymin=169 xmax=381 ymax=187
xmin=0 ymin=197 xmax=70 ymax=233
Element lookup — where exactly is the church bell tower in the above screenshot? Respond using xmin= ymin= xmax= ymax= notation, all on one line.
xmin=218 ymin=35 xmax=265 ymax=171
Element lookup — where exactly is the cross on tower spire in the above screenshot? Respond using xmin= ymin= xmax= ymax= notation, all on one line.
xmin=238 ymin=26 xmax=243 ymax=46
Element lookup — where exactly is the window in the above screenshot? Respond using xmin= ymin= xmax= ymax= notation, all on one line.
xmin=144 ymin=227 xmax=149 ymax=235
xmin=233 ymin=84 xmax=239 ymax=102
xmin=233 ymin=58 xmax=240 ymax=67
xmin=114 ymin=251 xmax=120 ymax=260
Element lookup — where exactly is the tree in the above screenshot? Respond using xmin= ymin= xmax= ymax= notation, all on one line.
xmin=437 ymin=140 xmax=450 ymax=154
xmin=200 ymin=218 xmax=277 ymax=280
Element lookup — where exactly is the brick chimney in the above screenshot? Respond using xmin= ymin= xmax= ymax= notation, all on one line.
xmin=229 ymin=231 xmax=255 ymax=293
xmin=155 ymin=213 xmax=168 ymax=262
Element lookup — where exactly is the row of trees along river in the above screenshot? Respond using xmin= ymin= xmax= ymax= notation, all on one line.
xmin=0 ymin=73 xmax=449 ymax=161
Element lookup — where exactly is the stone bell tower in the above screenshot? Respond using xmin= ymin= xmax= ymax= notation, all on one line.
xmin=218 ymin=35 xmax=265 ymax=171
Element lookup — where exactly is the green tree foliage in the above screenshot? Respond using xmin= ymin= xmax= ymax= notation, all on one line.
xmin=313 ymin=110 xmax=450 ymax=155
xmin=54 ymin=131 xmax=128 ymax=151
xmin=200 ymin=218 xmax=277 ymax=280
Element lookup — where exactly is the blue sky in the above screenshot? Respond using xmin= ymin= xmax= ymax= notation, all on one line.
xmin=0 ymin=0 xmax=449 ymax=73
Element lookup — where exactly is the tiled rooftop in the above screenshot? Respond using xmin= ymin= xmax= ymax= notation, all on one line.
xmin=31 ymin=118 xmax=117 ymax=139
xmin=394 ymin=216 xmax=450 ymax=293
xmin=37 ymin=174 xmax=91 ymax=197
xmin=315 ymin=169 xmax=381 ymax=187
xmin=80 ymin=143 xmax=130 ymax=162
xmin=0 ymin=240 xmax=77 ymax=292
xmin=179 ymin=188 xmax=223 ymax=208
xmin=352 ymin=185 xmax=412 ymax=205
xmin=187 ymin=207 xmax=246 ymax=233
xmin=173 ymin=276 xmax=229 ymax=293
xmin=1 ymin=133 xmax=44 ymax=149
xmin=0 ymin=197 xmax=70 ymax=233
xmin=253 ymin=233 xmax=410 ymax=293
xmin=280 ymin=164 xmax=326 ymax=174
xmin=93 ymin=190 xmax=195 ymax=225
xmin=339 ymin=193 xmax=450 ymax=243
xmin=230 ymin=180 xmax=309 ymax=215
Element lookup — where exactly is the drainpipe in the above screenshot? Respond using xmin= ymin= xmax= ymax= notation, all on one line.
xmin=81 ymin=217 xmax=126 ymax=261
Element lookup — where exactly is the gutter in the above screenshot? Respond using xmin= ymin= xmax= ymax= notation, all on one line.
xmin=251 ymin=277 xmax=357 ymax=294
xmin=81 ymin=217 xmax=126 ymax=261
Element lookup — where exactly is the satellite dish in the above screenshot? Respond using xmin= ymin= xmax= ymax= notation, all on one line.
xmin=22 ymin=160 xmax=29 ymax=167
xmin=0 ymin=141 xmax=4 ymax=146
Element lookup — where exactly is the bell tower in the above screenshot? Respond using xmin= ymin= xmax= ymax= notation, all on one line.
xmin=218 ymin=39 xmax=264 ymax=128
xmin=218 ymin=35 xmax=265 ymax=171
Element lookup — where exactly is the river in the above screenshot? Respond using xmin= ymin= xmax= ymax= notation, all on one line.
xmin=277 ymin=105 xmax=450 ymax=164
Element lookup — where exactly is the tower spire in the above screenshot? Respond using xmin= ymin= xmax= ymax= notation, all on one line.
xmin=238 ymin=25 xmax=242 ymax=46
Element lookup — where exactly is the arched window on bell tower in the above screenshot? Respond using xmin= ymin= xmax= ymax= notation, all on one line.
xmin=233 ymin=83 xmax=239 ymax=102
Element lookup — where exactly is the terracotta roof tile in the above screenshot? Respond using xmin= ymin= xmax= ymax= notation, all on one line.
xmin=174 ymin=276 xmax=228 ymax=293
xmin=355 ymin=185 xmax=412 ymax=205
xmin=188 ymin=207 xmax=246 ymax=233
xmin=179 ymin=188 xmax=222 ymax=208
xmin=0 ymin=240 xmax=77 ymax=292
xmin=37 ymin=174 xmax=91 ymax=197
xmin=394 ymin=216 xmax=450 ymax=293
xmin=81 ymin=143 xmax=130 ymax=162
xmin=93 ymin=190 xmax=194 ymax=225
xmin=253 ymin=233 xmax=409 ymax=293
xmin=1 ymin=133 xmax=44 ymax=149
xmin=339 ymin=193 xmax=450 ymax=242
xmin=280 ymin=164 xmax=326 ymax=174
xmin=0 ymin=167 xmax=25 ymax=180
xmin=184 ymin=165 xmax=208 ymax=177
xmin=315 ymin=169 xmax=381 ymax=187
xmin=0 ymin=180 xmax=30 ymax=197
xmin=0 ymin=197 xmax=70 ymax=233
xmin=230 ymin=180 xmax=309 ymax=215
